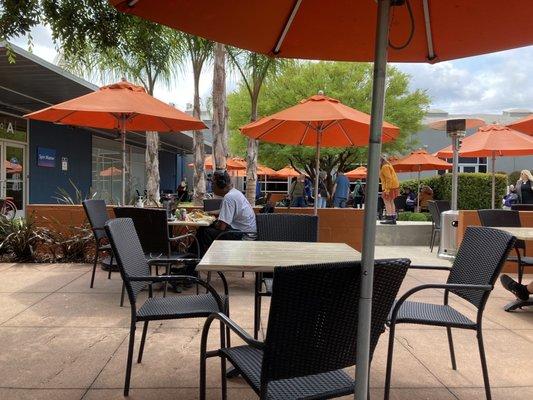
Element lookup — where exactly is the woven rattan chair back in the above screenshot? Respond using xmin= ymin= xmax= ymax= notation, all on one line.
xmin=256 ymin=214 xmax=318 ymax=242
xmin=83 ymin=199 xmax=110 ymax=241
xmin=261 ymin=259 xmax=409 ymax=384
xmin=478 ymin=209 xmax=521 ymax=228
xmin=447 ymin=226 xmax=515 ymax=309
xmin=435 ymin=200 xmax=451 ymax=214
xmin=511 ymin=204 xmax=533 ymax=211
xmin=114 ymin=207 xmax=170 ymax=255
xmin=427 ymin=201 xmax=441 ymax=229
xmin=105 ymin=218 xmax=152 ymax=305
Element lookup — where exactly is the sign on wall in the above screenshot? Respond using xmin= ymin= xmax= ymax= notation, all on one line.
xmin=37 ymin=147 xmax=56 ymax=168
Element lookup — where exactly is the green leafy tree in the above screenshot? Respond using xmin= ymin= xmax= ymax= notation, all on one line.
xmin=228 ymin=61 xmax=430 ymax=194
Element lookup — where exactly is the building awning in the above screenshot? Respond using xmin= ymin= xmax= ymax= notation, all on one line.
xmin=0 ymin=43 xmax=209 ymax=153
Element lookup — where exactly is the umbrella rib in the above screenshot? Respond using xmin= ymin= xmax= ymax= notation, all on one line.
xmin=273 ymin=0 xmax=303 ymax=54
xmin=256 ymin=119 xmax=287 ymax=140
xmin=53 ymin=110 xmax=78 ymax=124
xmin=299 ymin=122 xmax=313 ymax=145
xmin=422 ymin=0 xmax=436 ymax=60
xmin=337 ymin=120 xmax=355 ymax=146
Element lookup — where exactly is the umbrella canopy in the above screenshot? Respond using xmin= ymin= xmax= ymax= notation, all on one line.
xmin=241 ymin=94 xmax=399 ymax=146
xmin=111 ymin=1 xmax=533 ymax=63
xmin=436 ymin=125 xmax=533 ymax=208
xmin=5 ymin=160 xmax=22 ymax=174
xmin=111 ymin=2 xmax=533 ymax=399
xmin=241 ymin=94 xmax=399 ymax=214
xmin=25 ymin=80 xmax=206 ymax=204
xmin=435 ymin=125 xmax=533 ymax=158
xmin=275 ymin=165 xmax=301 ymax=178
xmin=235 ymin=164 xmax=277 ymax=178
xmin=99 ymin=166 xmax=123 ymax=177
xmin=507 ymin=115 xmax=533 ymax=135
xmin=392 ymin=149 xmax=451 ymax=172
xmin=188 ymin=155 xmax=246 ymax=171
xmin=345 ymin=166 xmax=367 ymax=180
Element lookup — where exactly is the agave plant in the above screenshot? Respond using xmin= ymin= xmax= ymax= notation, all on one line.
xmin=44 ymin=223 xmax=93 ymax=263
xmin=53 ymin=179 xmax=97 ymax=205
xmin=0 ymin=215 xmax=50 ymax=262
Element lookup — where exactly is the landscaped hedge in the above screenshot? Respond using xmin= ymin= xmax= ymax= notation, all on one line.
xmin=399 ymin=173 xmax=508 ymax=210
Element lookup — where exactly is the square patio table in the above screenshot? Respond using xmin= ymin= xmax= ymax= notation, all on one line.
xmin=196 ymin=240 xmax=361 ymax=272
xmin=493 ymin=227 xmax=533 ymax=241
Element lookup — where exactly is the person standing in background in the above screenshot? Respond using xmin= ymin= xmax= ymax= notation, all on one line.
xmin=516 ymin=170 xmax=533 ymax=204
xmin=333 ymin=170 xmax=350 ymax=208
xmin=351 ymin=179 xmax=364 ymax=209
xmin=289 ymin=174 xmax=307 ymax=207
xmin=379 ymin=156 xmax=400 ymax=224
xmin=317 ymin=171 xmax=329 ymax=208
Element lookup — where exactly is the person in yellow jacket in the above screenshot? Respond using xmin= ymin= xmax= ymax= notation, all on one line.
xmin=379 ymin=156 xmax=400 ymax=224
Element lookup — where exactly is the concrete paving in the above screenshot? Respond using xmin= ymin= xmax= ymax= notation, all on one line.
xmin=0 ymin=246 xmax=531 ymax=400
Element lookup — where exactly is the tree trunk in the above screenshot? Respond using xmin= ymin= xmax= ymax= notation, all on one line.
xmin=245 ymin=96 xmax=259 ymax=205
xmin=145 ymin=131 xmax=160 ymax=206
xmin=192 ymin=63 xmax=206 ymax=206
xmin=211 ymin=42 xmax=228 ymax=171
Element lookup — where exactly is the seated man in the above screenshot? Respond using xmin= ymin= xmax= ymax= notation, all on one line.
xmin=195 ymin=170 xmax=257 ymax=256
xmin=500 ymin=274 xmax=532 ymax=301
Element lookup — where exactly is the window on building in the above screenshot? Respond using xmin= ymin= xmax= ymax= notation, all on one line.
xmin=92 ymin=137 xmax=146 ymax=204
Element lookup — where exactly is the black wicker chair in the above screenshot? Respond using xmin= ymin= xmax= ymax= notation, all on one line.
xmin=105 ymin=218 xmax=228 ymax=396
xmin=254 ymin=213 xmax=318 ymax=339
xmin=478 ymin=209 xmax=533 ymax=284
xmin=114 ymin=207 xmax=200 ymax=305
xmin=200 ymin=259 xmax=410 ymax=400
xmin=385 ymin=226 xmax=515 ymax=400
xmin=427 ymin=201 xmax=443 ymax=252
xmin=82 ymin=199 xmax=115 ymax=288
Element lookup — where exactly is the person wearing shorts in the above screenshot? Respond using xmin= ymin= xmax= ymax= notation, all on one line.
xmin=379 ymin=156 xmax=400 ymax=224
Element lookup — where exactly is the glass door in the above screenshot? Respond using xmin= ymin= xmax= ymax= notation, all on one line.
xmin=1 ymin=142 xmax=25 ymax=217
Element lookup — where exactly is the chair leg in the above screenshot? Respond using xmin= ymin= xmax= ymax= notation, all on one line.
xmin=477 ymin=328 xmax=492 ymax=400
xmin=120 ymin=282 xmax=126 ymax=307
xmin=518 ymin=262 xmax=524 ymax=284
xmin=430 ymin=230 xmax=436 ymax=252
xmin=124 ymin=322 xmax=136 ymax=396
xmin=446 ymin=327 xmax=457 ymax=370
xmin=163 ymin=264 xmax=169 ymax=298
xmin=220 ymin=322 xmax=227 ymax=400
xmin=107 ymin=253 xmax=113 ymax=280
xmin=90 ymin=248 xmax=98 ymax=288
xmin=384 ymin=324 xmax=396 ymax=400
xmin=199 ymin=338 xmax=208 ymax=400
xmin=137 ymin=321 xmax=149 ymax=364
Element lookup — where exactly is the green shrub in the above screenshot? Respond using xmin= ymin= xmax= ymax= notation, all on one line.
xmin=399 ymin=173 xmax=507 ymax=210
xmin=397 ymin=212 xmax=431 ymax=221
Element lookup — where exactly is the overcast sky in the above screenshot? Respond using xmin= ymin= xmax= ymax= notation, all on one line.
xmin=12 ymin=24 xmax=533 ymax=115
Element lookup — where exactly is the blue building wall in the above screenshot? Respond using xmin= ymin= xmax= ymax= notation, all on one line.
xmin=29 ymin=120 xmax=92 ymax=203
xmin=159 ymin=150 xmax=178 ymax=192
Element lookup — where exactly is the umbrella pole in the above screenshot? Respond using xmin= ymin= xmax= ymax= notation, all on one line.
xmin=120 ymin=115 xmax=127 ymax=205
xmin=314 ymin=128 xmax=322 ymax=215
xmin=491 ymin=152 xmax=496 ymax=209
xmin=417 ymin=168 xmax=421 ymax=211
xmin=356 ymin=1 xmax=391 ymax=400
xmin=451 ymin=133 xmax=460 ymax=210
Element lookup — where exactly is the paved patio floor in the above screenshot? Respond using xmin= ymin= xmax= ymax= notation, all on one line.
xmin=0 ymin=246 xmax=531 ymax=400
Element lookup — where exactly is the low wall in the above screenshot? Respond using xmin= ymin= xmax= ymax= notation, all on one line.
xmin=458 ymin=210 xmax=533 ymax=273
xmin=27 ymin=204 xmax=364 ymax=251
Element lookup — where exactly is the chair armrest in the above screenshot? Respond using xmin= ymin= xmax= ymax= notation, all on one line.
xmin=129 ymin=275 xmax=225 ymax=310
xmin=389 ymin=283 xmax=493 ymax=324
xmin=147 ymin=257 xmax=200 ymax=265
xmin=169 ymin=233 xmax=196 ymax=242
xmin=409 ymin=265 xmax=452 ymax=271
xmin=201 ymin=312 xmax=264 ymax=360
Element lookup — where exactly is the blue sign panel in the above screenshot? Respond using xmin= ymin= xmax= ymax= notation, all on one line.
xmin=37 ymin=147 xmax=56 ymax=168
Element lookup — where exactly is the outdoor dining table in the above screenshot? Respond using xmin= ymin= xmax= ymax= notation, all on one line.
xmin=493 ymin=227 xmax=533 ymax=312
xmin=167 ymin=219 xmax=212 ymax=227
xmin=196 ymin=240 xmax=361 ymax=272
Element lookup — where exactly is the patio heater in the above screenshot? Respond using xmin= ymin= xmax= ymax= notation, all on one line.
xmin=430 ymin=118 xmax=484 ymax=260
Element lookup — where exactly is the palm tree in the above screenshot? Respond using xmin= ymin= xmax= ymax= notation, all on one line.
xmin=211 ymin=42 xmax=228 ymax=171
xmin=183 ymin=34 xmax=214 ymax=206
xmin=227 ymin=49 xmax=280 ymax=204
xmin=58 ymin=18 xmax=184 ymax=206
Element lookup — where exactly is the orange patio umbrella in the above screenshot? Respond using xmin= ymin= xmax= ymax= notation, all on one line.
xmin=25 ymin=79 xmax=206 ymax=203
xmin=99 ymin=166 xmax=123 ymax=177
xmin=234 ymin=164 xmax=277 ymax=178
xmin=507 ymin=115 xmax=533 ymax=135
xmin=5 ymin=160 xmax=22 ymax=174
xmin=392 ymin=149 xmax=451 ymax=208
xmin=240 ymin=93 xmax=399 ymax=214
xmin=111 ymin=1 xmax=533 ymax=397
xmin=274 ymin=165 xmax=301 ymax=179
xmin=345 ymin=166 xmax=367 ymax=180
xmin=188 ymin=155 xmax=246 ymax=171
xmin=436 ymin=125 xmax=533 ymax=208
